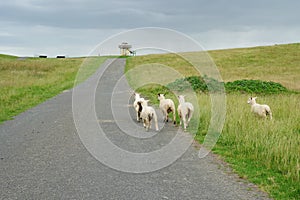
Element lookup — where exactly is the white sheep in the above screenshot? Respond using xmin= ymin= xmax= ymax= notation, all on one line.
xmin=133 ymin=93 xmax=144 ymax=122
xmin=247 ymin=97 xmax=272 ymax=119
xmin=177 ymin=95 xmax=194 ymax=131
xmin=157 ymin=93 xmax=176 ymax=124
xmin=140 ymin=99 xmax=159 ymax=131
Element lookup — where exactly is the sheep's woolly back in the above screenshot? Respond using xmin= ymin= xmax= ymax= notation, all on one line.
xmin=178 ymin=102 xmax=194 ymax=116
xmin=158 ymin=94 xmax=176 ymax=123
xmin=247 ymin=97 xmax=272 ymax=119
xmin=177 ymin=95 xmax=194 ymax=130
xmin=140 ymin=99 xmax=159 ymax=131
xmin=161 ymin=99 xmax=175 ymax=111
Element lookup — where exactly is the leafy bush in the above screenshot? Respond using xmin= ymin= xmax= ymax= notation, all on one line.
xmin=167 ymin=75 xmax=224 ymax=93
xmin=167 ymin=76 xmax=289 ymax=94
xmin=166 ymin=77 xmax=192 ymax=92
xmin=225 ymin=79 xmax=289 ymax=94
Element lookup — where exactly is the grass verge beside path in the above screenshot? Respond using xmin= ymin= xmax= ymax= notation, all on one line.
xmin=0 ymin=55 xmax=108 ymax=123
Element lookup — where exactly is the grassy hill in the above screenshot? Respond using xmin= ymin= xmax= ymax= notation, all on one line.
xmin=126 ymin=43 xmax=300 ymax=92
xmin=0 ymin=55 xmax=107 ymax=122
xmin=126 ymin=43 xmax=300 ymax=200
xmin=209 ymin=43 xmax=300 ymax=91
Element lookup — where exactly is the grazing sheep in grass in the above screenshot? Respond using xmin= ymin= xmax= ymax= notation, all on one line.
xmin=158 ymin=93 xmax=176 ymax=124
xmin=177 ymin=95 xmax=194 ymax=131
xmin=247 ymin=97 xmax=272 ymax=119
xmin=133 ymin=93 xmax=144 ymax=122
xmin=140 ymin=99 xmax=159 ymax=131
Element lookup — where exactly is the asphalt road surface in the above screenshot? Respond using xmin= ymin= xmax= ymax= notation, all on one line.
xmin=0 ymin=59 xmax=271 ymax=199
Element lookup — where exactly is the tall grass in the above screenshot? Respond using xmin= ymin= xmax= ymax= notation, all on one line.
xmin=195 ymin=93 xmax=300 ymax=199
xmin=223 ymin=94 xmax=299 ymax=182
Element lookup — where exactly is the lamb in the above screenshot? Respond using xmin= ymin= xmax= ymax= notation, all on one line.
xmin=133 ymin=93 xmax=144 ymax=122
xmin=177 ymin=95 xmax=194 ymax=131
xmin=157 ymin=93 xmax=176 ymax=124
xmin=140 ymin=99 xmax=159 ymax=131
xmin=247 ymin=97 xmax=272 ymax=119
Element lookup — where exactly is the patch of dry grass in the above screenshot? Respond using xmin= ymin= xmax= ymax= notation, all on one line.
xmin=209 ymin=43 xmax=300 ymax=91
xmin=0 ymin=55 xmax=107 ymax=122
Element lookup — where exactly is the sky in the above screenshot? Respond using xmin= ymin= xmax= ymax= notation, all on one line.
xmin=0 ymin=0 xmax=299 ymax=57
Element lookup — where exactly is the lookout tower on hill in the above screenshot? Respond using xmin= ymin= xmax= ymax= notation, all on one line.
xmin=118 ymin=42 xmax=135 ymax=56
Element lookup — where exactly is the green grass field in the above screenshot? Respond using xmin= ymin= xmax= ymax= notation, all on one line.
xmin=126 ymin=43 xmax=300 ymax=199
xmin=0 ymin=55 xmax=107 ymax=122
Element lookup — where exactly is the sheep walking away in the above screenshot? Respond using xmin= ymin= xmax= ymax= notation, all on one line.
xmin=140 ymin=99 xmax=159 ymax=131
xmin=247 ymin=97 xmax=272 ymax=119
xmin=158 ymin=93 xmax=176 ymax=124
xmin=177 ymin=95 xmax=194 ymax=131
xmin=133 ymin=93 xmax=144 ymax=122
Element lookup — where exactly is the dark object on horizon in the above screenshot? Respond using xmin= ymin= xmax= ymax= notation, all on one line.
xmin=56 ymin=55 xmax=65 ymax=58
xmin=129 ymin=50 xmax=136 ymax=56
xmin=39 ymin=55 xmax=47 ymax=58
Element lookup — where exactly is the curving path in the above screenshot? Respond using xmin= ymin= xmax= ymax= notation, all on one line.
xmin=0 ymin=58 xmax=271 ymax=199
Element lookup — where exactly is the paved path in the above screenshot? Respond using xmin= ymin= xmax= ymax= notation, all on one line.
xmin=0 ymin=59 xmax=270 ymax=199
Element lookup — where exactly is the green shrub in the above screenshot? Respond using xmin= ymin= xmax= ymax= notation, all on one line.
xmin=225 ymin=79 xmax=289 ymax=94
xmin=167 ymin=76 xmax=289 ymax=94
xmin=167 ymin=75 xmax=224 ymax=93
